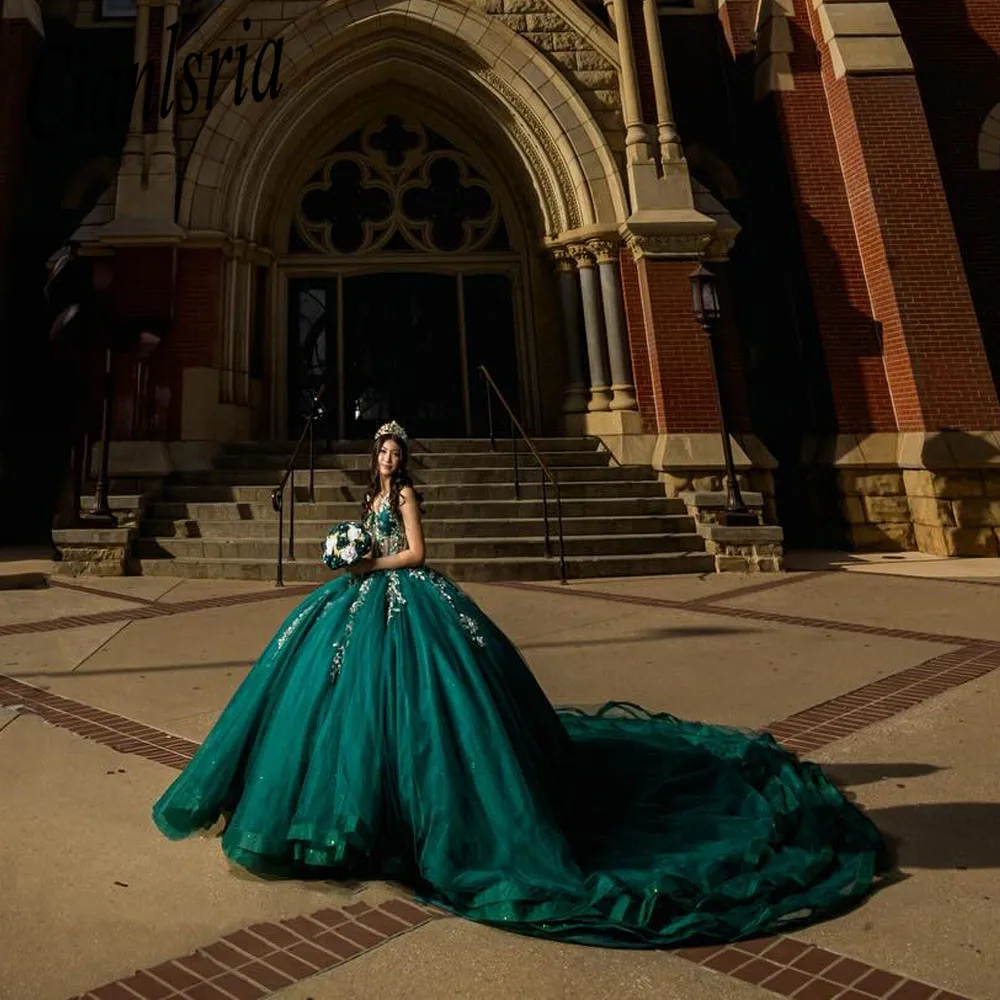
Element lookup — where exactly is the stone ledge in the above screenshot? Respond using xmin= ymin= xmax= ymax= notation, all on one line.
xmin=52 ymin=528 xmax=134 ymax=545
xmin=52 ymin=526 xmax=137 ymax=578
xmin=680 ymin=491 xmax=765 ymax=509
xmin=828 ymin=35 xmax=914 ymax=78
xmin=696 ymin=523 xmax=784 ymax=544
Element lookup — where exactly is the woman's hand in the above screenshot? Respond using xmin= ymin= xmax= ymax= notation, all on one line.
xmin=348 ymin=556 xmax=377 ymax=577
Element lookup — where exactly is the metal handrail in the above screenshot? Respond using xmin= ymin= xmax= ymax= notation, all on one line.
xmin=270 ymin=385 xmax=326 ymax=587
xmin=478 ymin=365 xmax=567 ymax=585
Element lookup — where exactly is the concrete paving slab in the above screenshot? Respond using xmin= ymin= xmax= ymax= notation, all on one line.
xmin=512 ymin=606 xmax=949 ymax=729
xmin=0 ymin=621 xmax=128 ymax=677
xmin=798 ymin=666 xmax=1000 ymax=999
xmin=10 ymin=600 xmax=304 ymax=739
xmin=269 ymin=914 xmax=772 ymax=1000
xmin=0 ymin=584 xmax=140 ymax=626
xmin=715 ymin=570 xmax=1000 ymax=642
xmin=786 ymin=549 xmax=1000 ymax=581
xmin=0 ymin=714 xmax=355 ymax=1000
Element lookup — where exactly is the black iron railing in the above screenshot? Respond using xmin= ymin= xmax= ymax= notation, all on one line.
xmin=271 ymin=385 xmax=325 ymax=587
xmin=478 ymin=365 xmax=567 ymax=585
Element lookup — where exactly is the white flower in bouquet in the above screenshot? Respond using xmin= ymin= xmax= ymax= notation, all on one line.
xmin=321 ymin=520 xmax=373 ymax=570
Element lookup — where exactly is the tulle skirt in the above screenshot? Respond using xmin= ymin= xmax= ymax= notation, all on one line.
xmin=152 ymin=567 xmax=889 ymax=947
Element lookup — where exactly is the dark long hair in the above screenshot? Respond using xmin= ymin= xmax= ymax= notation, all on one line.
xmin=361 ymin=433 xmax=425 ymax=523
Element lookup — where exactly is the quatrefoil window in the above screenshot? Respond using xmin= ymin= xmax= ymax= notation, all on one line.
xmin=291 ymin=115 xmax=509 ymax=254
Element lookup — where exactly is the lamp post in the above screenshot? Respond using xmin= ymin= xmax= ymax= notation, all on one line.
xmin=689 ymin=263 xmax=757 ymax=527
xmin=88 ymin=258 xmax=118 ymax=526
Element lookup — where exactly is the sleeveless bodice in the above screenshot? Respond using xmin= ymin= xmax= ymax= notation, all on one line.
xmin=364 ymin=497 xmax=408 ymax=557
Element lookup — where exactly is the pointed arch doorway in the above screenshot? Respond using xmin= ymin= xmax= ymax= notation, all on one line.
xmin=282 ymin=113 xmax=529 ymax=441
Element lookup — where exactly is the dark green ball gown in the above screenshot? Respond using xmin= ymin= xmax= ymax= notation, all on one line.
xmin=152 ymin=499 xmax=890 ymax=948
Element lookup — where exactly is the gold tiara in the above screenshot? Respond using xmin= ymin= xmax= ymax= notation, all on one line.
xmin=375 ymin=420 xmax=408 ymax=442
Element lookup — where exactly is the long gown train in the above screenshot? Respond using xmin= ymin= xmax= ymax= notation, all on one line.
xmin=152 ymin=501 xmax=890 ymax=948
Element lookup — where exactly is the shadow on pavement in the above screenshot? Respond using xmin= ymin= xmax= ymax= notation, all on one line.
xmin=518 ymin=625 xmax=763 ymax=650
xmin=821 ymin=762 xmax=944 ymax=788
xmin=865 ymin=802 xmax=1000 ymax=871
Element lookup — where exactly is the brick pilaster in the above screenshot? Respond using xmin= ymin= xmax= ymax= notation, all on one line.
xmin=619 ymin=250 xmax=656 ymax=433
xmin=635 ymin=257 xmax=722 ymax=435
xmin=800 ymin=0 xmax=1000 ymax=431
xmin=762 ymin=2 xmax=897 ymax=434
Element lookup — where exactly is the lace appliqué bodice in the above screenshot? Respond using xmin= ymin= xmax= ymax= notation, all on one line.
xmin=363 ymin=497 xmax=409 ymax=557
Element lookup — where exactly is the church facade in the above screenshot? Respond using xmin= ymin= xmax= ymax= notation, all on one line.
xmin=2 ymin=0 xmax=1000 ymax=556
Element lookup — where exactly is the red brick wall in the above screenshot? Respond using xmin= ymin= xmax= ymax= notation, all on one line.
xmin=112 ymin=247 xmax=175 ymax=321
xmin=765 ymin=2 xmax=897 ymax=434
xmin=172 ymin=248 xmax=222 ymax=369
xmin=797 ymin=0 xmax=1000 ymax=430
xmin=833 ymin=73 xmax=1000 ymax=429
xmin=636 ymin=257 xmax=723 ymax=434
xmin=110 ymin=246 xmax=221 ymax=439
xmin=169 ymin=247 xmax=223 ymax=437
xmin=889 ymin=0 xmax=1000 ymax=392
xmin=714 ymin=0 xmax=758 ymax=57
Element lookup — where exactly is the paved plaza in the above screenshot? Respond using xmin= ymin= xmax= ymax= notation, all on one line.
xmin=1 ymin=549 xmax=998 ymax=1000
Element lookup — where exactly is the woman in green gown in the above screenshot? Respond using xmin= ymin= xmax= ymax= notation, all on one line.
xmin=152 ymin=421 xmax=890 ymax=948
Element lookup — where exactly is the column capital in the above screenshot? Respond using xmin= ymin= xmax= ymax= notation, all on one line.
xmin=551 ymin=246 xmax=577 ymax=273
xmin=587 ymin=238 xmax=620 ymax=265
xmin=567 ymin=243 xmax=596 ymax=268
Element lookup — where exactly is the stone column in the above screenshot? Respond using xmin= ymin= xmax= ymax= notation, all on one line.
xmin=610 ymin=0 xmax=654 ymax=162
xmin=152 ymin=0 xmax=179 ymax=158
xmin=589 ymin=239 xmax=637 ymax=412
xmin=569 ymin=244 xmax=612 ymax=412
xmin=553 ymin=248 xmax=589 ymax=415
xmin=641 ymin=0 xmax=683 ymax=163
xmin=123 ymin=0 xmax=152 ymax=159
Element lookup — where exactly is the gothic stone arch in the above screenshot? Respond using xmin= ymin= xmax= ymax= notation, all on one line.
xmin=177 ymin=0 xmax=627 ymax=244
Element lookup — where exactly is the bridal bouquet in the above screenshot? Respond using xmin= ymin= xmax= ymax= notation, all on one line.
xmin=322 ymin=521 xmax=374 ymax=570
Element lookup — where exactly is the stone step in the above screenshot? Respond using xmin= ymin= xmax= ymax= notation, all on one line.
xmin=135 ymin=551 xmax=717 ymax=582
xmin=213 ymin=450 xmax=615 ymax=471
xmin=169 ymin=465 xmax=653 ymax=487
xmin=135 ymin=532 xmax=704 ymax=561
xmin=140 ymin=514 xmax=696 ymax=539
xmin=145 ymin=496 xmax=686 ymax=521
xmin=220 ymin=437 xmax=602 ymax=455
xmin=159 ymin=481 xmax=665 ymax=503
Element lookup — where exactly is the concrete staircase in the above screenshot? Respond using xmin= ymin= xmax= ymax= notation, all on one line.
xmin=134 ymin=438 xmax=715 ymax=581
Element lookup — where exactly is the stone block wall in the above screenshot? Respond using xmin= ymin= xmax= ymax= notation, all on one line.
xmin=834 ymin=467 xmax=1000 ymax=556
